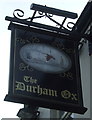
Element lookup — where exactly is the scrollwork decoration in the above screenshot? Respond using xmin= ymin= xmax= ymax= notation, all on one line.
xmin=38 ymin=11 xmax=44 ymax=15
xmin=67 ymin=22 xmax=75 ymax=30
xmin=13 ymin=9 xmax=31 ymax=21
xmin=46 ymin=13 xmax=53 ymax=17
xmin=13 ymin=9 xmax=75 ymax=31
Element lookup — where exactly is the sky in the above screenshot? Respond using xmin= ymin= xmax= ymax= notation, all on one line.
xmin=0 ymin=0 xmax=89 ymax=118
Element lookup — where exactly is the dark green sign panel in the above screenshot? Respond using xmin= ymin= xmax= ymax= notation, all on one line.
xmin=4 ymin=23 xmax=87 ymax=114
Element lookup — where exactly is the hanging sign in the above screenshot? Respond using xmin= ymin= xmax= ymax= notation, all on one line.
xmin=4 ymin=23 xmax=87 ymax=114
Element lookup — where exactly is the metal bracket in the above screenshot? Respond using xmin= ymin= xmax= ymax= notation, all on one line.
xmin=5 ymin=3 xmax=78 ymax=34
xmin=17 ymin=104 xmax=40 ymax=119
xmin=30 ymin=3 xmax=78 ymax=30
xmin=5 ymin=3 xmax=92 ymax=50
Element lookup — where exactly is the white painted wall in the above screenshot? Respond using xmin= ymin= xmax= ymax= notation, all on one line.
xmin=74 ymin=41 xmax=90 ymax=118
xmin=74 ymin=23 xmax=91 ymax=118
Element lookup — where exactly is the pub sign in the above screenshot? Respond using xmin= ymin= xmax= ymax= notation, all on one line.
xmin=4 ymin=23 xmax=87 ymax=114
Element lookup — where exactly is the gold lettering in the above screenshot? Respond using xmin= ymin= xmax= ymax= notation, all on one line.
xmin=67 ymin=72 xmax=73 ymax=80
xmin=48 ymin=89 xmax=58 ymax=97
xmin=20 ymin=38 xmax=26 ymax=44
xmin=26 ymin=65 xmax=34 ymax=71
xmin=61 ymin=90 xmax=78 ymax=101
xmin=61 ymin=90 xmax=71 ymax=99
xmin=16 ymin=81 xmax=25 ymax=91
xmin=19 ymin=63 xmax=26 ymax=71
xmin=54 ymin=91 xmax=58 ymax=97
xmin=31 ymin=37 xmax=40 ymax=43
xmin=24 ymin=76 xmax=37 ymax=84
xmin=26 ymin=85 xmax=32 ymax=92
xmin=71 ymin=94 xmax=78 ymax=101
xmin=33 ymin=86 xmax=37 ymax=93
xmin=42 ymin=88 xmax=48 ymax=95
xmin=37 ymin=85 xmax=43 ymax=95
xmin=19 ymin=63 xmax=34 ymax=71
xmin=16 ymin=38 xmax=30 ymax=44
xmin=60 ymin=72 xmax=73 ymax=80
xmin=51 ymin=41 xmax=64 ymax=49
xmin=24 ymin=76 xmax=29 ymax=82
xmin=15 ymin=82 xmax=58 ymax=97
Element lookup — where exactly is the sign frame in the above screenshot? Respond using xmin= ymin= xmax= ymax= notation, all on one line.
xmin=4 ymin=23 xmax=87 ymax=114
